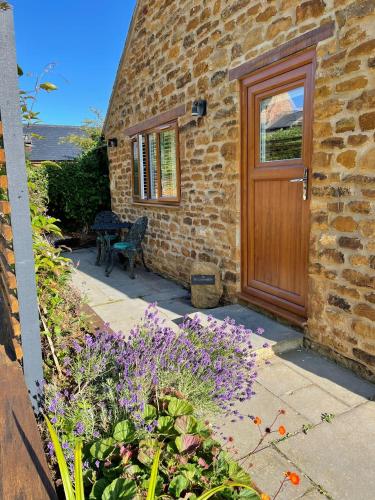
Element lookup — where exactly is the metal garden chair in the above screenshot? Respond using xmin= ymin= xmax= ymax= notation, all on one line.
xmin=105 ymin=216 xmax=149 ymax=279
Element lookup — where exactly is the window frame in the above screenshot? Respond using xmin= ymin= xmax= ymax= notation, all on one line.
xmin=131 ymin=120 xmax=181 ymax=206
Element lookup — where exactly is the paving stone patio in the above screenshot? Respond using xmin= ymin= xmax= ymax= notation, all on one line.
xmin=69 ymin=248 xmax=375 ymax=499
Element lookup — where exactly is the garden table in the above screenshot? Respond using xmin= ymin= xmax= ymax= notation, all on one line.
xmin=91 ymin=221 xmax=133 ymax=266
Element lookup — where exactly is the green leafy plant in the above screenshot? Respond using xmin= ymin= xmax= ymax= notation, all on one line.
xmin=81 ymin=396 xmax=259 ymax=499
xmin=197 ymin=483 xmax=259 ymax=499
xmin=321 ymin=412 xmax=335 ymax=423
xmin=45 ymin=416 xmax=77 ymax=500
xmin=46 ymin=398 xmax=260 ymax=499
xmin=146 ymin=448 xmax=161 ymax=500
xmin=60 ymin=108 xmax=105 ymax=154
xmin=45 ymin=143 xmax=111 ymax=232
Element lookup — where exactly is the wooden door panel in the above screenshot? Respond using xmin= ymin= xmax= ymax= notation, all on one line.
xmin=241 ymin=49 xmax=315 ymax=324
xmin=251 ymin=178 xmax=304 ymax=303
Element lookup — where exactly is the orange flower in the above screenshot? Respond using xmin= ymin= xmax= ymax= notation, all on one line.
xmin=253 ymin=416 xmax=262 ymax=425
xmin=278 ymin=425 xmax=286 ymax=436
xmin=261 ymin=494 xmax=270 ymax=500
xmin=286 ymin=471 xmax=300 ymax=485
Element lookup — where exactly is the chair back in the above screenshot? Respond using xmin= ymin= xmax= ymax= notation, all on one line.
xmin=126 ymin=216 xmax=148 ymax=247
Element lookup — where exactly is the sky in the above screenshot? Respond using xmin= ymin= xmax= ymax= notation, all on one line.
xmin=12 ymin=0 xmax=136 ymax=125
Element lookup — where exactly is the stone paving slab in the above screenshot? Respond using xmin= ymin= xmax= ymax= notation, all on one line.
xmin=246 ymin=447 xmax=313 ymax=500
xmin=257 ymin=362 xmax=313 ymax=396
xmin=276 ymin=402 xmax=375 ymax=500
xmin=280 ymin=349 xmax=375 ymax=407
xmin=279 ymin=385 xmax=350 ymax=425
xmin=300 ymin=489 xmax=327 ymax=499
xmin=215 ymin=382 xmax=311 ymax=455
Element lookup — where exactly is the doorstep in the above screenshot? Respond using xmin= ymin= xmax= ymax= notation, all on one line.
xmin=183 ymin=304 xmax=302 ymax=360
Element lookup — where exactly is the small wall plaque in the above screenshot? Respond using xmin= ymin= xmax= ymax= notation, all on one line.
xmin=191 ymin=274 xmax=216 ymax=285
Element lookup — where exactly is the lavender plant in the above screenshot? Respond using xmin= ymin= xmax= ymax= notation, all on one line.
xmin=45 ymin=305 xmax=258 ymax=455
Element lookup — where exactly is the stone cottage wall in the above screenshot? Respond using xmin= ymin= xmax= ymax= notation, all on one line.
xmin=0 ymin=114 xmax=22 ymax=359
xmin=105 ymin=0 xmax=375 ymax=379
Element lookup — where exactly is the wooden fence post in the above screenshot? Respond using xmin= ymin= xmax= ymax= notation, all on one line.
xmin=0 ymin=6 xmax=43 ymax=412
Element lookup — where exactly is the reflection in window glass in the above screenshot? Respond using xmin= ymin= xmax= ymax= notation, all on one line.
xmin=139 ymin=134 xmax=148 ymax=199
xmin=132 ymin=140 xmax=139 ymax=196
xmin=148 ymin=133 xmax=158 ymax=199
xmin=160 ymin=129 xmax=177 ymax=198
xmin=260 ymin=86 xmax=304 ymax=162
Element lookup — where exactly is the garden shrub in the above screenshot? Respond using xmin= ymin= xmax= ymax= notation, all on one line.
xmin=27 ymin=160 xmax=88 ymax=376
xmin=44 ymin=305 xmax=257 ymax=458
xmin=45 ymin=143 xmax=111 ymax=232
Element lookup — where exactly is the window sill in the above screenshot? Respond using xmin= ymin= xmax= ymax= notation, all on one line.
xmin=132 ymin=201 xmax=181 ymax=209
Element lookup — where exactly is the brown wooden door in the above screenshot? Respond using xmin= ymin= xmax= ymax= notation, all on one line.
xmin=241 ymin=50 xmax=315 ymax=325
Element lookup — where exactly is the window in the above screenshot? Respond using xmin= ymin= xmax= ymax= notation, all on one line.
xmin=259 ymin=86 xmax=304 ymax=162
xmin=131 ymin=121 xmax=180 ymax=204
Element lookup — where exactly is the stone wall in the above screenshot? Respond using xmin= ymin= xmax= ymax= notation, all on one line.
xmin=0 ymin=115 xmax=22 ymax=359
xmin=105 ymin=0 xmax=375 ymax=379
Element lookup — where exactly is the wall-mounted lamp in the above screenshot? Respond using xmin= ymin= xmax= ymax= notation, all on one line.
xmin=192 ymin=99 xmax=207 ymax=117
xmin=107 ymin=138 xmax=118 ymax=148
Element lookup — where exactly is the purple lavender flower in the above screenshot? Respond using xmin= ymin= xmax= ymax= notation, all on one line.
xmin=74 ymin=422 xmax=84 ymax=436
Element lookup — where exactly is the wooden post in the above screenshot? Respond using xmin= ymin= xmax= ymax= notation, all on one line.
xmin=0 ymin=6 xmax=43 ymax=412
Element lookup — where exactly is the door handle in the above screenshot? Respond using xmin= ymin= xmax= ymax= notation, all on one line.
xmin=289 ymin=178 xmax=304 ymax=183
xmin=289 ymin=168 xmax=308 ymax=200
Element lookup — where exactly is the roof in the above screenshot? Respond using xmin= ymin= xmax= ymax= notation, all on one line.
xmin=267 ymin=110 xmax=303 ymax=131
xmin=23 ymin=124 xmax=85 ymax=162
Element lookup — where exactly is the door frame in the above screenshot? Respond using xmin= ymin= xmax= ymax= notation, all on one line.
xmin=239 ymin=48 xmax=316 ymax=327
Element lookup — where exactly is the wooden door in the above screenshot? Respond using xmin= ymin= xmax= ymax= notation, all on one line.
xmin=241 ymin=49 xmax=315 ymax=325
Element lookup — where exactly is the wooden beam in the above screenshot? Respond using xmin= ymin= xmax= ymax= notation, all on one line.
xmin=0 ymin=347 xmax=56 ymax=499
xmin=0 ymin=7 xmax=43 ymax=412
xmin=229 ymin=22 xmax=335 ymax=81
xmin=124 ymin=104 xmax=186 ymax=136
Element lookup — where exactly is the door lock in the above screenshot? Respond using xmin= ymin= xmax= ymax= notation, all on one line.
xmin=289 ymin=168 xmax=308 ymax=200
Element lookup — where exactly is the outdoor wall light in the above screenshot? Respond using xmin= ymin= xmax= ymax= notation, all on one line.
xmin=107 ymin=138 xmax=118 ymax=148
xmin=192 ymin=99 xmax=207 ymax=117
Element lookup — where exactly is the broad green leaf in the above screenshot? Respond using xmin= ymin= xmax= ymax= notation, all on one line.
xmin=181 ymin=463 xmax=199 ymax=481
xmin=74 ymin=440 xmax=85 ymax=500
xmin=197 ymin=483 xmax=260 ymax=500
xmin=169 ymin=475 xmax=190 ymax=497
xmin=45 ymin=416 xmax=75 ymax=500
xmin=89 ymin=479 xmax=109 ymax=499
xmin=228 ymin=461 xmax=251 ymax=484
xmin=103 ymin=464 xmax=124 ymax=481
xmin=83 ymin=468 xmax=95 ymax=487
xmin=102 ymin=478 xmax=137 ymax=500
xmin=143 ymin=404 xmax=157 ymax=421
xmin=157 ymin=416 xmax=175 ymax=433
xmin=125 ymin=464 xmax=143 ymax=476
xmin=138 ymin=438 xmax=159 ymax=466
xmin=167 ymin=398 xmax=194 ymax=417
xmin=175 ymin=434 xmax=202 ymax=453
xmin=202 ymin=438 xmax=220 ymax=453
xmin=113 ymin=420 xmax=135 ymax=443
xmin=195 ymin=420 xmax=211 ymax=437
xmin=174 ymin=415 xmax=197 ymax=434
xmin=146 ymin=448 xmax=161 ymax=500
xmin=40 ymin=82 xmax=58 ymax=92
xmin=138 ymin=448 xmax=154 ymax=467
xmin=90 ymin=437 xmax=116 ymax=460
xmin=17 ymin=65 xmax=23 ymax=76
